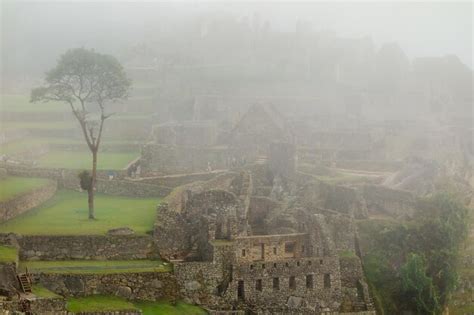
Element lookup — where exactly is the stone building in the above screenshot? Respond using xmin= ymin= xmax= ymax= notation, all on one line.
xmin=154 ymin=159 xmax=374 ymax=314
xmin=229 ymin=103 xmax=294 ymax=162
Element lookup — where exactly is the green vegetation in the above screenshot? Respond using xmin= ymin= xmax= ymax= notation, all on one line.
xmin=0 ymin=245 xmax=18 ymax=263
xmin=32 ymin=284 xmax=62 ymax=298
xmin=0 ymin=94 xmax=66 ymax=112
xmin=400 ymin=253 xmax=440 ymax=314
xmin=339 ymin=250 xmax=357 ymax=258
xmin=20 ymin=260 xmax=171 ymax=274
xmin=67 ymin=295 xmax=137 ymax=313
xmin=136 ymin=300 xmax=208 ymax=315
xmin=0 ymin=190 xmax=159 ymax=235
xmin=0 ymin=177 xmax=52 ymax=202
xmin=36 ymin=151 xmax=137 ymax=170
xmin=358 ymin=193 xmax=470 ymax=314
xmin=66 ymin=296 xmax=207 ymax=314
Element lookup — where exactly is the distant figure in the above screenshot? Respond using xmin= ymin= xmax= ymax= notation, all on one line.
xmin=108 ymin=170 xmax=114 ymax=180
xmin=207 ymin=161 xmax=213 ymax=172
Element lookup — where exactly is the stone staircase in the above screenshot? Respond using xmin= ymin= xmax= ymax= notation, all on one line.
xmin=17 ymin=273 xmax=31 ymax=293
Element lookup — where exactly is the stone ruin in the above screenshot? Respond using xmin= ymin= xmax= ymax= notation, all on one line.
xmin=154 ymin=148 xmax=375 ymax=313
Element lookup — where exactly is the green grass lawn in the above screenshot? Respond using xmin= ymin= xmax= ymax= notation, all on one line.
xmin=20 ymin=260 xmax=171 ymax=274
xmin=0 ymin=190 xmax=159 ymax=235
xmin=0 ymin=245 xmax=18 ymax=263
xmin=67 ymin=295 xmax=137 ymax=313
xmin=66 ymin=296 xmax=207 ymax=314
xmin=36 ymin=151 xmax=138 ymax=170
xmin=0 ymin=94 xmax=67 ymax=112
xmin=0 ymin=177 xmax=53 ymax=202
xmin=32 ymin=284 xmax=62 ymax=298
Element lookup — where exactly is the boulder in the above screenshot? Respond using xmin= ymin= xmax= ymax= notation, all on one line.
xmin=116 ymin=286 xmax=132 ymax=299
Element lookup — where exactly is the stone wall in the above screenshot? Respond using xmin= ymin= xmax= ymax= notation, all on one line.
xmin=298 ymin=180 xmax=368 ymax=219
xmin=1 ymin=297 xmax=66 ymax=314
xmin=138 ymin=171 xmax=225 ymax=188
xmin=339 ymin=256 xmax=373 ymax=312
xmin=0 ymin=180 xmax=57 ymax=223
xmin=3 ymin=164 xmax=169 ymax=198
xmin=227 ymin=256 xmax=342 ymax=313
xmin=4 ymin=164 xmax=127 ymax=181
xmin=322 ymin=211 xmax=357 ymax=255
xmin=15 ymin=235 xmax=158 ymax=261
xmin=174 ymin=261 xmax=225 ymax=307
xmin=173 ymin=243 xmax=235 ymax=308
xmin=0 ymin=262 xmax=20 ymax=295
xmin=247 ymin=196 xmax=281 ymax=234
xmin=234 ymin=234 xmax=310 ymax=264
xmin=36 ymin=272 xmax=177 ymax=301
xmin=94 ymin=179 xmax=171 ymax=198
xmin=360 ymin=184 xmax=415 ymax=218
xmin=140 ymin=144 xmax=230 ymax=175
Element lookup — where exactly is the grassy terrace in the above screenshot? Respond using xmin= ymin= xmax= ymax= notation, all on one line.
xmin=67 ymin=295 xmax=136 ymax=313
xmin=66 ymin=296 xmax=207 ymax=315
xmin=0 ymin=190 xmax=159 ymax=235
xmin=0 ymin=138 xmax=140 ymax=155
xmin=20 ymin=260 xmax=171 ymax=274
xmin=32 ymin=284 xmax=62 ymax=298
xmin=0 ymin=94 xmax=66 ymax=112
xmin=0 ymin=245 xmax=18 ymax=263
xmin=0 ymin=177 xmax=52 ymax=202
xmin=0 ymin=121 xmax=74 ymax=131
xmin=36 ymin=151 xmax=138 ymax=170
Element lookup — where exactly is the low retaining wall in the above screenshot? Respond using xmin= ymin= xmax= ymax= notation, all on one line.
xmin=4 ymin=165 xmax=169 ymax=198
xmin=4 ymin=164 xmax=127 ymax=181
xmin=0 ymin=180 xmax=57 ymax=223
xmin=37 ymin=272 xmax=178 ymax=301
xmin=138 ymin=171 xmax=226 ymax=188
xmin=0 ymin=297 xmax=66 ymax=314
xmin=94 ymin=180 xmax=171 ymax=198
xmin=14 ymin=235 xmax=159 ymax=261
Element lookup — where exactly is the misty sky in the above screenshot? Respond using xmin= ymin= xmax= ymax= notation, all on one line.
xmin=2 ymin=0 xmax=472 ymax=75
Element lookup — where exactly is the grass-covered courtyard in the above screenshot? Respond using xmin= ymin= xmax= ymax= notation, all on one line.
xmin=66 ymin=295 xmax=207 ymax=315
xmin=0 ymin=190 xmax=159 ymax=235
xmin=0 ymin=176 xmax=53 ymax=202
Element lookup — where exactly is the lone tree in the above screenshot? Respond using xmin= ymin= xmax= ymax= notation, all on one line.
xmin=31 ymin=48 xmax=131 ymax=219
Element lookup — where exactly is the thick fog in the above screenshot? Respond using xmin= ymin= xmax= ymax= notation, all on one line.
xmin=2 ymin=1 xmax=472 ymax=78
xmin=0 ymin=2 xmax=473 ymax=314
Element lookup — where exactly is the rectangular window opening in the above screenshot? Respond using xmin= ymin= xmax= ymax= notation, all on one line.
xmin=273 ymin=277 xmax=280 ymax=291
xmin=306 ymin=275 xmax=314 ymax=289
xmin=289 ymin=276 xmax=296 ymax=290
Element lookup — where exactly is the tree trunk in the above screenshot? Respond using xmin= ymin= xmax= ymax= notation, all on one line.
xmin=88 ymin=150 xmax=98 ymax=219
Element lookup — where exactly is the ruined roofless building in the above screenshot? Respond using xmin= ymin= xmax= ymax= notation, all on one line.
xmin=155 ymin=162 xmax=374 ymax=314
